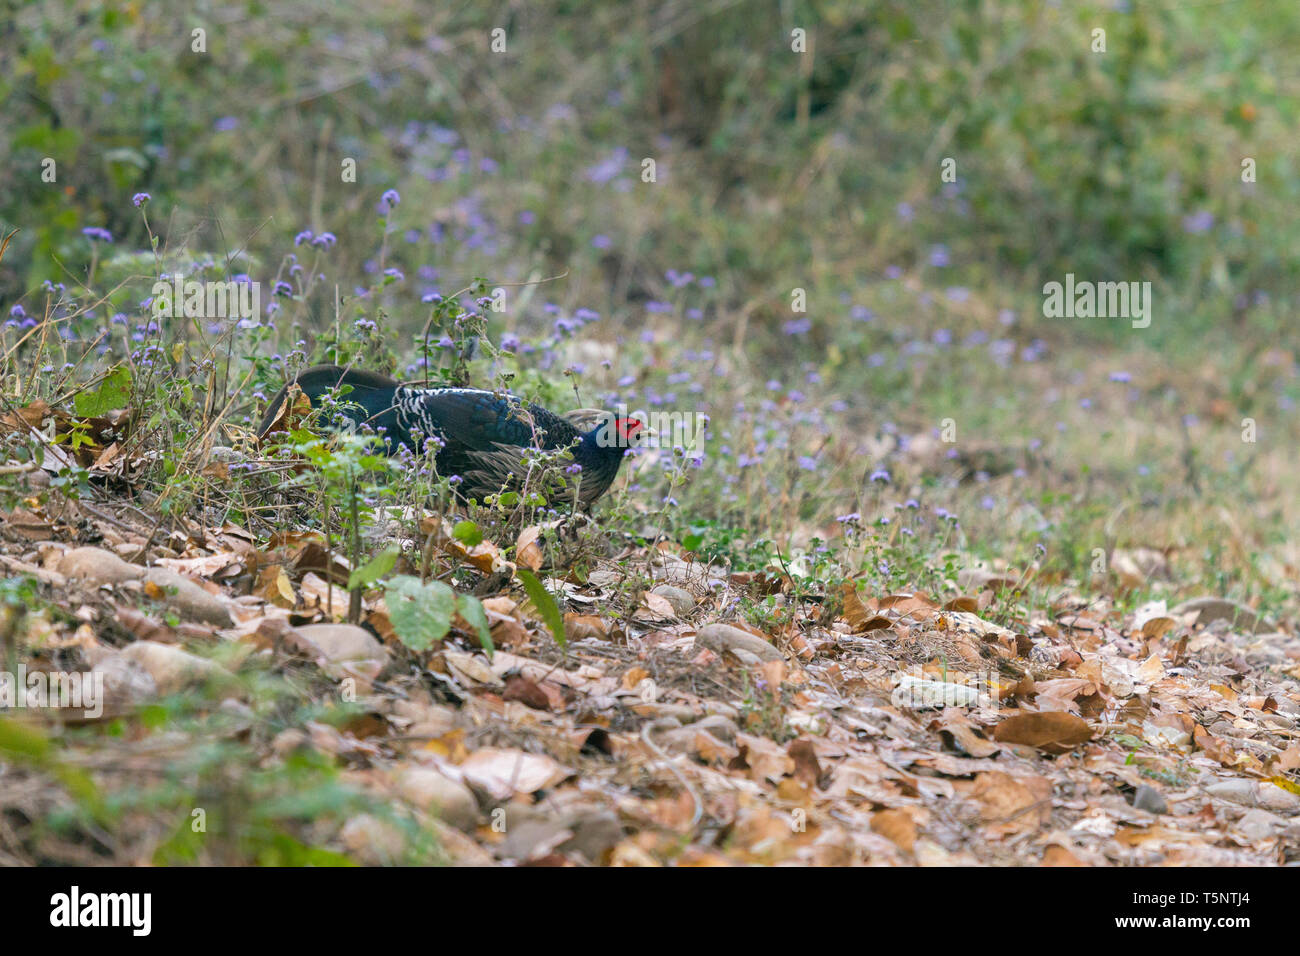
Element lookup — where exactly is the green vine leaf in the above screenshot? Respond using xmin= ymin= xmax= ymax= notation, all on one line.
xmin=384 ymin=575 xmax=455 ymax=651
xmin=516 ymin=567 xmax=565 ymax=648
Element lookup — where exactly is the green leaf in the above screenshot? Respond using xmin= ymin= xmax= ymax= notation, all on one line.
xmin=384 ymin=575 xmax=455 ymax=651
xmin=256 ymin=833 xmax=358 ymax=867
xmin=348 ymin=547 xmax=398 ymax=590
xmin=452 ymin=520 xmax=482 ymax=547
xmin=516 ymin=568 xmax=565 ymax=648
xmin=0 ymin=718 xmax=103 ymax=819
xmin=73 ymin=366 xmax=131 ymax=417
xmin=0 ymin=717 xmax=50 ymax=760
xmin=455 ymin=594 xmax=494 ymax=658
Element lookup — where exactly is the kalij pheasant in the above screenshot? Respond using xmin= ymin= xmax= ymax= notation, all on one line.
xmin=257 ymin=365 xmax=643 ymax=506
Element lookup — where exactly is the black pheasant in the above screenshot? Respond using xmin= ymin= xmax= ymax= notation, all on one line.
xmin=257 ymin=365 xmax=643 ymax=506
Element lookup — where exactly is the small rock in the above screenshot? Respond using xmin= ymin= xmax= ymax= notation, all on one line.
xmin=1237 ymin=808 xmax=1285 ymax=842
xmin=651 ymin=554 xmax=721 ymax=589
xmin=58 ymin=547 xmax=142 ymax=586
xmin=339 ymin=813 xmax=407 ymax=865
xmin=219 ymin=698 xmax=255 ymax=722
xmin=651 ymin=711 xmax=739 ymax=750
xmin=694 ymin=623 xmax=784 ymax=663
xmin=651 ymin=585 xmax=695 ymax=616
xmin=1171 ymin=596 xmax=1264 ymax=633
xmin=561 ymin=810 xmax=624 ymax=863
xmin=1258 ymin=781 xmax=1300 ymax=815
xmin=693 ymin=713 xmax=740 ymax=743
xmin=431 ymin=818 xmax=496 ymax=866
xmin=395 ymin=767 xmax=479 ymax=832
xmin=142 ymin=568 xmax=233 ymax=627
xmin=293 ymin=623 xmax=389 ymax=686
xmin=91 ymin=653 xmax=158 ymax=715
xmin=119 ymin=640 xmax=233 ymax=694
xmin=1131 ymin=784 xmax=1168 ymax=815
xmin=499 ymin=818 xmax=575 ymax=861
xmin=1109 ymin=548 xmax=1170 ymax=586
xmin=1204 ymin=778 xmax=1256 ymax=806
xmin=270 ymin=728 xmax=310 ymax=756
xmin=294 ymin=623 xmax=388 ymax=664
xmin=392 ymin=700 xmax=459 ymax=738
xmin=1206 ymin=777 xmax=1300 ymax=814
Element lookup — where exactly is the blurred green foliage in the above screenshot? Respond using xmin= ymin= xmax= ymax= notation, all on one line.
xmin=1 ymin=0 xmax=1295 ymax=348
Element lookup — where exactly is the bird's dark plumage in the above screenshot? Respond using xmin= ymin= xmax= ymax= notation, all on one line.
xmin=257 ymin=365 xmax=641 ymax=505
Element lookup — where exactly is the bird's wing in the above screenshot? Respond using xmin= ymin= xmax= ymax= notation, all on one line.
xmin=455 ymin=442 xmax=581 ymax=502
xmin=396 ymin=388 xmax=582 ymax=451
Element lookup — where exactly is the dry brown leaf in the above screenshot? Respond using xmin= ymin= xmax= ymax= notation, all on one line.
xmin=992 ymin=711 xmax=1093 ymax=754
xmin=877 ymin=592 xmax=939 ymax=620
xmin=115 ymin=605 xmax=177 ymax=644
xmin=775 ymin=776 xmax=810 ymax=805
xmin=1136 ymin=653 xmax=1166 ymax=684
xmin=761 ymin=658 xmax=787 ymax=693
xmin=870 ymin=809 xmax=916 ymax=853
xmin=697 ymin=731 xmax=740 ymax=765
xmin=482 ymin=596 xmax=518 ymax=616
xmin=731 ymin=733 xmax=794 ymax=783
xmin=1041 ymin=843 xmax=1086 ymax=866
xmin=787 ymin=738 xmax=822 ymax=787
xmin=935 ymin=710 xmax=1001 ymax=758
xmin=621 ymin=666 xmax=650 ymax=691
xmin=564 ymin=613 xmax=607 ymax=642
xmin=1278 ymin=743 xmax=1300 ymax=773
xmin=639 ymin=592 xmax=676 ymax=620
xmin=258 ymin=383 xmax=312 ymax=442
xmin=366 ymin=607 xmax=395 ymax=644
xmin=289 ymin=540 xmax=352 ymax=585
xmin=255 ymin=565 xmax=297 ymax=609
xmin=443 ymin=650 xmax=500 ymax=687
xmin=0 ymin=400 xmax=53 ymax=435
xmin=502 ymin=674 xmax=552 ymax=711
xmin=2 ymin=509 xmax=53 ymax=541
xmin=515 ymin=525 xmax=544 ymax=571
xmin=489 ymin=613 xmax=531 ymax=648
xmin=457 ymin=748 xmax=570 ymax=799
xmin=840 ymin=581 xmax=891 ymax=631
xmin=970 ymin=771 xmax=1051 ymax=837
xmin=156 ymin=552 xmax=242 ymax=578
xmin=421 ymin=516 xmax=513 ymax=574
xmin=298 ymin=572 xmax=349 ymax=620
xmin=1192 ymin=724 xmax=1235 ymax=765
xmin=1140 ymin=616 xmax=1177 ymax=640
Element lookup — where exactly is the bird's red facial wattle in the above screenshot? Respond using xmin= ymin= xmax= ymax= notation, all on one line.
xmin=592 ymin=412 xmax=646 ymax=448
xmin=616 ymin=417 xmax=643 ymax=444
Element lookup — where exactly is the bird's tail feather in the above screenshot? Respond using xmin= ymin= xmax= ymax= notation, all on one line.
xmin=256 ymin=365 xmax=399 ymax=439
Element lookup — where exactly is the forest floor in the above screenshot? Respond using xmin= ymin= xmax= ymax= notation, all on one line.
xmin=2 ymin=402 xmax=1297 ymax=867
